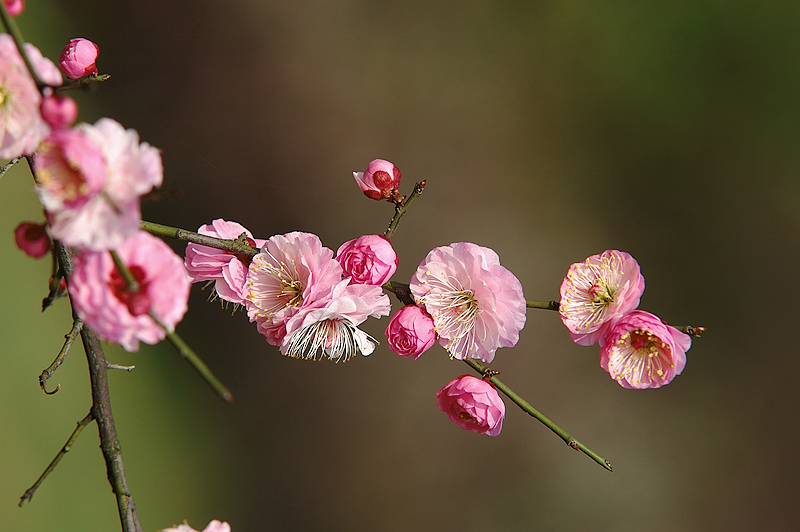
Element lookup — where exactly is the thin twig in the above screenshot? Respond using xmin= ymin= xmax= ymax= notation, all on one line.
xmin=107 ymin=364 xmax=136 ymax=372
xmin=384 ymin=180 xmax=426 ymax=239
xmin=39 ymin=319 xmax=84 ymax=395
xmin=464 ymin=358 xmax=613 ymax=472
xmin=109 ymin=249 xmax=233 ymax=403
xmin=527 ymin=299 xmax=560 ymax=311
xmin=0 ymin=157 xmax=21 ymax=179
xmin=140 ymin=220 xmax=259 ymax=261
xmin=19 ymin=412 xmax=95 ymax=506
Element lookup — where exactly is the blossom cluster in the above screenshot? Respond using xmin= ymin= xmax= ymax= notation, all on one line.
xmin=559 ymin=250 xmax=691 ymax=389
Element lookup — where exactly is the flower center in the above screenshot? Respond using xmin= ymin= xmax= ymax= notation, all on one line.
xmin=284 ymin=318 xmax=375 ymax=362
xmin=609 ymin=328 xmax=674 ymax=385
xmin=0 ymin=86 xmax=8 ymax=108
xmin=109 ymin=265 xmax=150 ymax=316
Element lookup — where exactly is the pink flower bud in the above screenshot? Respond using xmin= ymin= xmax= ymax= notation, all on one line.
xmin=599 ymin=310 xmax=691 ymax=389
xmin=14 ymin=221 xmax=51 ymax=259
xmin=41 ymin=92 xmax=78 ymax=129
xmin=3 ymin=0 xmax=24 ymax=17
xmin=58 ymin=38 xmax=99 ymax=79
xmin=385 ymin=305 xmax=436 ymax=359
xmin=436 ymin=375 xmax=505 ymax=436
xmin=353 ymin=158 xmax=401 ymax=200
xmin=336 ymin=234 xmax=398 ymax=285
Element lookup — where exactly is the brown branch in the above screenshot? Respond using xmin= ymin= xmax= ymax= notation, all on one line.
xmin=56 ymin=243 xmax=143 ymax=532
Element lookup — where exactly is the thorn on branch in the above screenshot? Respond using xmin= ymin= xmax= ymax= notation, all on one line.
xmin=107 ymin=364 xmax=135 ymax=372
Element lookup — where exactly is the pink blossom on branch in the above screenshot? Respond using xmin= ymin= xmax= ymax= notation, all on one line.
xmin=184 ymin=219 xmax=266 ymax=306
xmin=436 ymin=375 xmax=505 ymax=436
xmin=162 ymin=520 xmax=231 ymax=532
xmin=410 ymin=242 xmax=526 ymax=363
xmin=40 ymin=92 xmax=78 ymax=129
xmin=245 ymin=231 xmax=343 ymax=346
xmin=58 ymin=38 xmax=99 ymax=79
xmin=69 ymin=231 xmax=190 ymax=352
xmin=34 ymin=118 xmax=163 ymax=251
xmin=384 ymin=305 xmax=436 ymax=359
xmin=3 ymin=0 xmax=24 ymax=17
xmin=559 ymin=249 xmax=645 ymax=346
xmin=14 ymin=221 xmax=51 ymax=258
xmin=353 ymin=158 xmax=401 ymax=201
xmin=336 ymin=234 xmax=398 ymax=285
xmin=281 ymin=280 xmax=391 ymax=361
xmin=0 ymin=34 xmax=61 ymax=159
xmin=599 ymin=310 xmax=691 ymax=389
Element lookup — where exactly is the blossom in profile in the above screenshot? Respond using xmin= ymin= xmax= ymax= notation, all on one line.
xmin=353 ymin=158 xmax=401 ymax=201
xmin=245 ymin=232 xmax=343 ymax=346
xmin=58 ymin=38 xmax=99 ymax=79
xmin=384 ymin=305 xmax=436 ymax=359
xmin=280 ymin=280 xmax=391 ymax=361
xmin=69 ymin=231 xmax=190 ymax=352
xmin=3 ymin=0 xmax=25 ymax=17
xmin=410 ymin=242 xmax=526 ymax=363
xmin=14 ymin=221 xmax=50 ymax=258
xmin=436 ymin=375 xmax=505 ymax=436
xmin=336 ymin=234 xmax=398 ymax=285
xmin=0 ymin=34 xmax=61 ymax=159
xmin=559 ymin=250 xmax=645 ymax=346
xmin=162 ymin=520 xmax=231 ymax=532
xmin=34 ymin=117 xmax=163 ymax=250
xmin=184 ymin=219 xmax=265 ymax=306
xmin=599 ymin=310 xmax=691 ymax=389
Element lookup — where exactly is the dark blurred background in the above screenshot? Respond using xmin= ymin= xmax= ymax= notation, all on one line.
xmin=3 ymin=1 xmax=799 ymax=530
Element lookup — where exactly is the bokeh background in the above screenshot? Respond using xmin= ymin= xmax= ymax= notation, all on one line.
xmin=3 ymin=1 xmax=799 ymax=530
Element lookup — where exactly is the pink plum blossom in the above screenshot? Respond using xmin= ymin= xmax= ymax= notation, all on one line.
xmin=0 ymin=34 xmax=62 ymax=159
xmin=559 ymin=249 xmax=645 ymax=346
xmin=40 ymin=92 xmax=78 ymax=129
xmin=245 ymin=232 xmax=343 ymax=346
xmin=384 ymin=305 xmax=436 ymax=359
xmin=3 ymin=0 xmax=24 ymax=17
xmin=436 ymin=375 xmax=505 ymax=436
xmin=58 ymin=38 xmax=99 ymax=79
xmin=69 ymin=231 xmax=190 ymax=352
xmin=162 ymin=520 xmax=231 ymax=532
xmin=184 ymin=219 xmax=266 ymax=306
xmin=353 ymin=158 xmax=401 ymax=201
xmin=281 ymin=280 xmax=391 ymax=361
xmin=599 ymin=310 xmax=691 ymax=389
xmin=14 ymin=221 xmax=50 ymax=258
xmin=336 ymin=234 xmax=398 ymax=285
xmin=410 ymin=242 xmax=526 ymax=363
xmin=34 ymin=117 xmax=163 ymax=250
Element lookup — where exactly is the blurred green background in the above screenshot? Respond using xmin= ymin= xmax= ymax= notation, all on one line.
xmin=3 ymin=1 xmax=799 ymax=530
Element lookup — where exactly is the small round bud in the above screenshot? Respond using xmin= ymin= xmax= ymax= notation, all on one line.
xmin=353 ymin=158 xmax=401 ymax=200
xmin=40 ymin=92 xmax=78 ymax=129
xmin=58 ymin=38 xmax=99 ymax=79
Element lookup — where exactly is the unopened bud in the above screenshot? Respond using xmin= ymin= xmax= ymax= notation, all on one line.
xmin=58 ymin=38 xmax=99 ymax=79
xmin=353 ymin=158 xmax=401 ymax=200
xmin=41 ymin=92 xmax=78 ymax=129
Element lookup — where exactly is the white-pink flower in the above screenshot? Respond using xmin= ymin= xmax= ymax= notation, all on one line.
xmin=34 ymin=117 xmax=163 ymax=250
xmin=599 ymin=310 xmax=691 ymax=389
xmin=559 ymin=250 xmax=645 ymax=346
xmin=69 ymin=231 xmax=190 ymax=352
xmin=162 ymin=520 xmax=231 ymax=532
xmin=185 ymin=219 xmax=265 ymax=306
xmin=336 ymin=234 xmax=398 ymax=285
xmin=410 ymin=242 xmax=526 ymax=363
xmin=436 ymin=375 xmax=505 ymax=437
xmin=0 ymin=34 xmax=61 ymax=159
xmin=280 ymin=280 xmax=391 ymax=361
xmin=245 ymin=232 xmax=343 ymax=346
